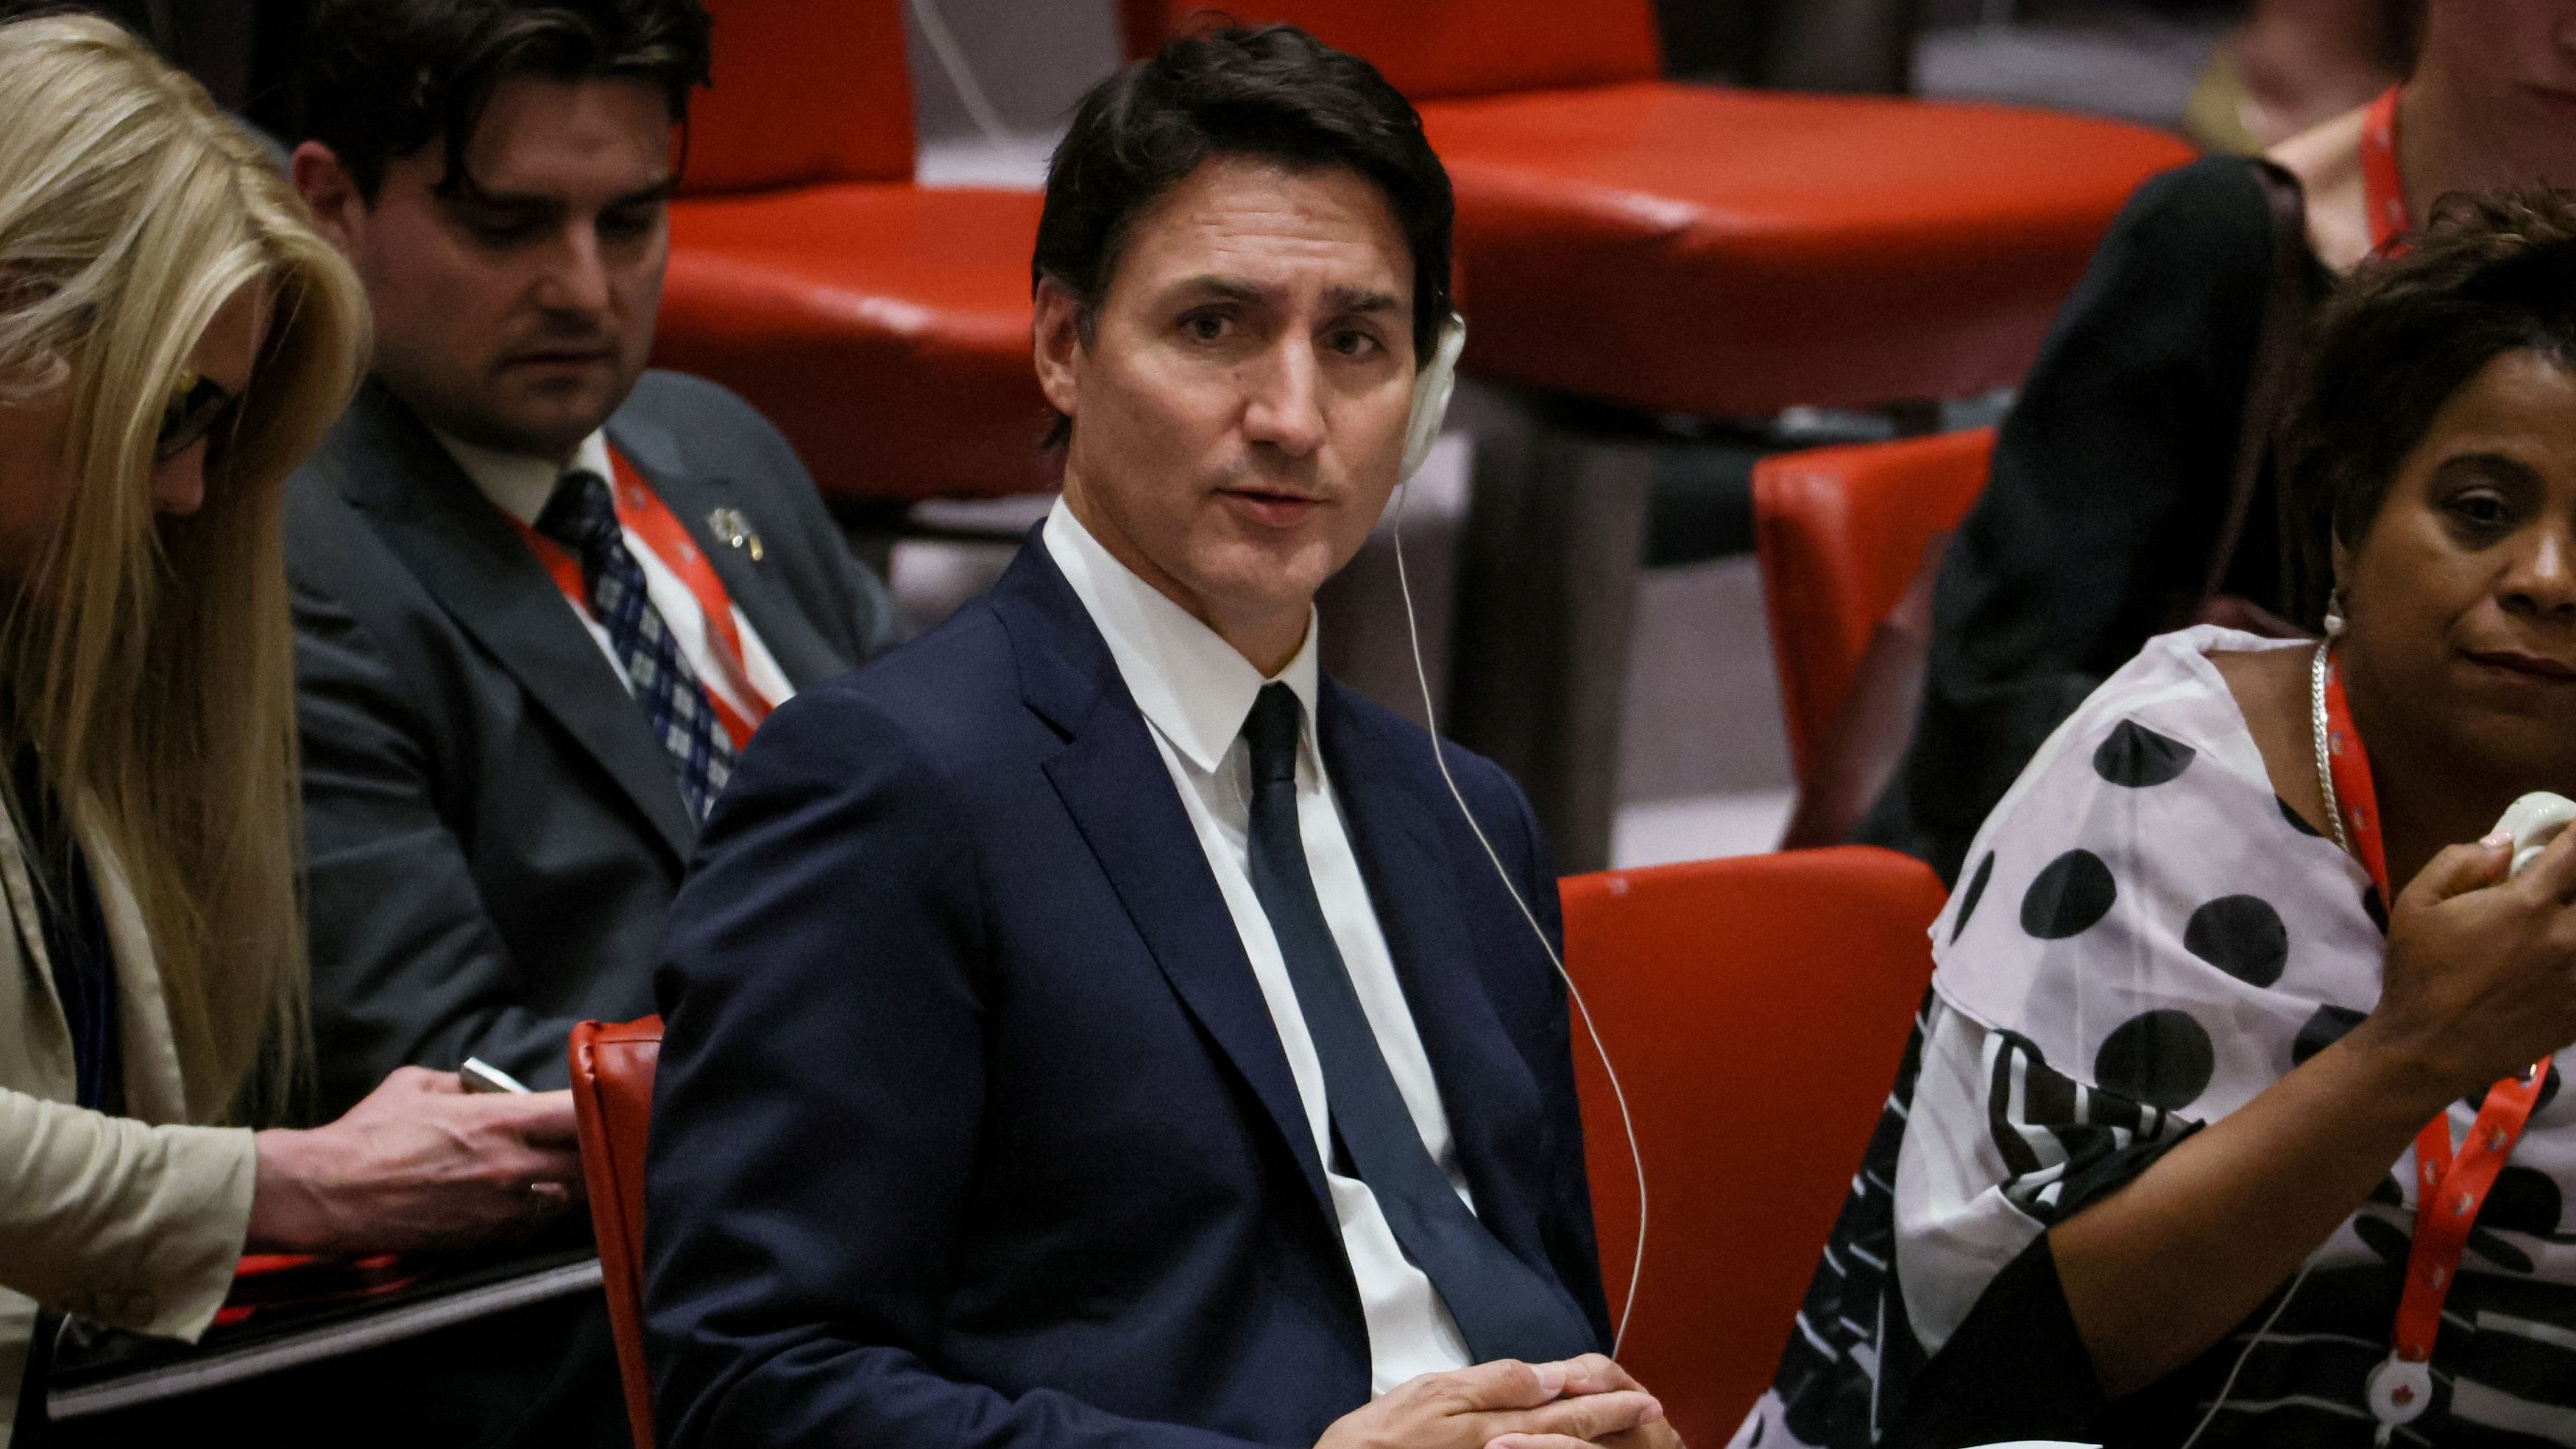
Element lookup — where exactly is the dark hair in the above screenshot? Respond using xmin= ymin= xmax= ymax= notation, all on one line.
xmin=2281 ymin=188 xmax=2576 ymax=619
xmin=297 ymin=0 xmax=711 ymax=202
xmin=1032 ymin=22 xmax=1455 ymax=447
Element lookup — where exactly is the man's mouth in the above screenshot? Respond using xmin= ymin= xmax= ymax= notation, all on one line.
xmin=1219 ymin=487 xmax=1326 ymax=527
xmin=504 ymin=346 xmax=613 ymax=369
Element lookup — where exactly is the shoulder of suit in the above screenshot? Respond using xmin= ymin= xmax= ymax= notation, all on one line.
xmin=1323 ymin=679 xmax=1521 ymax=812
xmin=614 ymin=369 xmax=779 ymax=458
xmin=805 ymin=600 xmax=1019 ymax=734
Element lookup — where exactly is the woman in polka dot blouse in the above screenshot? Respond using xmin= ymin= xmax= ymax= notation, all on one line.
xmin=1740 ymin=190 xmax=2576 ymax=1449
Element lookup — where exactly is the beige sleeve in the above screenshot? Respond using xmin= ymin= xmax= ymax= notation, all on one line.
xmin=0 ymin=1085 xmax=254 ymax=1341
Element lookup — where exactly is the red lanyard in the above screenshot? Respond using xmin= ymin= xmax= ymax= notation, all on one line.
xmin=516 ymin=447 xmax=774 ymax=751
xmin=2359 ymin=86 xmax=2413 ymax=257
xmin=2324 ymin=651 xmax=2547 ymax=1433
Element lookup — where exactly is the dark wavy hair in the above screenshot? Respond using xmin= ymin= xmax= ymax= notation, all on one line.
xmin=297 ymin=0 xmax=711 ymax=202
xmin=1033 ymin=21 xmax=1454 ymax=448
xmin=2280 ymin=188 xmax=2576 ymax=621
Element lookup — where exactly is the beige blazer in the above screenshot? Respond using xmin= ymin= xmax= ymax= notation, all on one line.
xmin=0 ymin=798 xmax=256 ymax=1444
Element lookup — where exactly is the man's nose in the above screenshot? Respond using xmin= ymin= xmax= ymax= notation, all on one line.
xmin=534 ymin=222 xmax=614 ymax=315
xmin=1239 ymin=340 xmax=1328 ymax=458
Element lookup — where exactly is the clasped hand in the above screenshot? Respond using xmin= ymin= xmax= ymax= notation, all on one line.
xmin=1317 ymin=1354 xmax=1684 ymax=1449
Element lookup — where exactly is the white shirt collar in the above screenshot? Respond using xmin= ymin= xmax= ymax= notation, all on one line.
xmin=433 ymin=426 xmax=616 ymax=528
xmin=1041 ymin=497 xmax=1321 ymax=776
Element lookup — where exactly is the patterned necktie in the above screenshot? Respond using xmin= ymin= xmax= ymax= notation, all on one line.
xmin=535 ymin=469 xmax=735 ymax=819
xmin=1239 ymin=683 xmax=1596 ymax=1365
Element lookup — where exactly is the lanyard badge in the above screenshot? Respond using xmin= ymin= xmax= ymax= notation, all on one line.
xmin=2324 ymin=651 xmax=2548 ymax=1441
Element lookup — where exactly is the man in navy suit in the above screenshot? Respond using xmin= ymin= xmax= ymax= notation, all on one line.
xmin=644 ymin=24 xmax=1685 ymax=1449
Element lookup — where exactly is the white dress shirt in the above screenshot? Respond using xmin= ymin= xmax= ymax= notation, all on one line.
xmin=436 ymin=427 xmax=793 ymax=737
xmin=1042 ymin=500 xmax=1475 ymax=1394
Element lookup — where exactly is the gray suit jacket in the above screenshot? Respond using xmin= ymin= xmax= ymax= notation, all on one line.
xmin=288 ymin=371 xmax=897 ymax=1114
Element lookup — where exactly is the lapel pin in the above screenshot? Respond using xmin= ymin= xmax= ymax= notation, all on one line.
xmin=706 ymin=506 xmax=764 ymax=563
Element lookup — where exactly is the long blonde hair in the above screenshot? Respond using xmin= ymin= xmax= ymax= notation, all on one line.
xmin=0 ymin=15 xmax=367 ymax=1122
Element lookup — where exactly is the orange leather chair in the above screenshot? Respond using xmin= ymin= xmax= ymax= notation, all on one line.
xmin=656 ymin=0 xmax=1050 ymax=504
xmin=1755 ymin=428 xmax=1995 ymax=782
xmin=569 ymin=1016 xmax=665 ymax=1449
xmin=1560 ymin=846 xmax=1946 ymax=1445
xmin=1117 ymin=1 xmax=2195 ymax=414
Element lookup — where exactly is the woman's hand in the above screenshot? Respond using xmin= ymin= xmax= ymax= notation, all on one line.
xmin=2355 ymin=824 xmax=2576 ymax=1105
xmin=247 ymin=1066 xmax=583 ymax=1256
xmin=2059 ymin=822 xmax=2576 ymax=1397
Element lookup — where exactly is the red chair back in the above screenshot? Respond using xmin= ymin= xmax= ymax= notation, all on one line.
xmin=569 ymin=1016 xmax=665 ymax=1449
xmin=682 ymin=0 xmax=915 ymax=194
xmin=1116 ymin=0 xmax=1661 ymax=100
xmin=1755 ymin=428 xmax=1995 ymax=783
xmin=1560 ymin=847 xmax=1944 ymax=1444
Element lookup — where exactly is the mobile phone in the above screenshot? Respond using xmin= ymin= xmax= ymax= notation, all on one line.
xmin=459 ymin=1057 xmax=533 ymax=1095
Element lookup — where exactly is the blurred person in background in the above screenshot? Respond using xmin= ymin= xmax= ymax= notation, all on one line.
xmin=263 ymin=0 xmax=901 ymax=1440
xmin=2192 ymin=0 xmax=2421 ymax=150
xmin=1751 ymin=190 xmax=2576 ymax=1448
xmin=0 ymin=15 xmax=584 ymax=1445
xmin=283 ymin=0 xmax=898 ymax=1113
xmin=1864 ymin=0 xmax=2576 ymax=887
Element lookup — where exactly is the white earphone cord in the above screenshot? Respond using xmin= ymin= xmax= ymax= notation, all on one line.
xmin=1387 ymin=473 xmax=1649 ymax=1356
xmin=2177 ymin=1261 xmax=2313 ymax=1448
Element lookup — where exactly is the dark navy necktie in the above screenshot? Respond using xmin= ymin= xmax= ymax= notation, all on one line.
xmin=535 ymin=470 xmax=735 ymax=819
xmin=1239 ymin=683 xmax=1596 ymax=1365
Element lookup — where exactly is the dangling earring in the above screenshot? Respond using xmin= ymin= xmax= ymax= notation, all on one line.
xmin=2323 ymin=589 xmax=2347 ymax=639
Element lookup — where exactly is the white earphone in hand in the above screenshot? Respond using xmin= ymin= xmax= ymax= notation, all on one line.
xmin=2499 ymin=792 xmax=2576 ymax=877
xmin=1400 ymin=313 xmax=1467 ymax=482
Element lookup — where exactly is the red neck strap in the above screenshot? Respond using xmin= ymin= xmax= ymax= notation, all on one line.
xmin=2360 ymin=86 xmax=2413 ymax=257
xmin=514 ymin=445 xmax=773 ymax=749
xmin=2325 ymin=650 xmax=2547 ymax=1410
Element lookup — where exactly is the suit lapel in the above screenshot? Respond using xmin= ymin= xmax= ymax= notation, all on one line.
xmin=989 ymin=545 xmax=1336 ymax=1225
xmin=606 ymin=409 xmax=849 ymax=691
xmin=1320 ymin=684 xmax=1554 ymax=1264
xmin=328 ymin=383 xmax=695 ymax=862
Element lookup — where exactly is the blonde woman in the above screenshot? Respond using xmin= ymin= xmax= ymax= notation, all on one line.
xmin=0 ymin=15 xmax=581 ymax=1439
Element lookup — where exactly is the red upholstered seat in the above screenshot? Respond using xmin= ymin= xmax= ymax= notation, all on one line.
xmin=1119 ymin=1 xmax=2196 ymax=412
xmin=656 ymin=0 xmax=1048 ymax=502
xmin=1755 ymin=428 xmax=1994 ymax=780
xmin=1560 ymin=847 xmax=1945 ymax=1444
xmin=568 ymin=1016 xmax=665 ymax=1449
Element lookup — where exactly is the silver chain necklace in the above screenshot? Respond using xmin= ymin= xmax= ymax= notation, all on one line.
xmin=2311 ymin=639 xmax=2354 ymax=857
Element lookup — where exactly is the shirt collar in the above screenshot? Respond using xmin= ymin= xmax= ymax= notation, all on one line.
xmin=433 ymin=427 xmax=615 ymax=528
xmin=1041 ymin=496 xmax=1320 ymax=776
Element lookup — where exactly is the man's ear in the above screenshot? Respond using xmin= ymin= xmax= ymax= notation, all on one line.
xmin=291 ymin=141 xmax=365 ymax=258
xmin=1030 ymin=275 xmax=1086 ymax=422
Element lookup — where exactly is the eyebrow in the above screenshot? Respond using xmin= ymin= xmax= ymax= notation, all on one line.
xmin=1163 ymin=275 xmax=1405 ymax=316
xmin=2431 ymin=451 xmax=2547 ymax=485
xmin=447 ymin=176 xmax=679 ymax=216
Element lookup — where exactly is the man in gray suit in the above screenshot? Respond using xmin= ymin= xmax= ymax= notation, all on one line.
xmin=283 ymin=0 xmax=899 ymax=1120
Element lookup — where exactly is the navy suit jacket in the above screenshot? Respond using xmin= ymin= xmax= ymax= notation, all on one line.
xmin=643 ymin=537 xmax=1611 ymax=1448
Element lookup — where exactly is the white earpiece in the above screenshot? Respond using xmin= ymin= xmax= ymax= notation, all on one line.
xmin=1401 ymin=313 xmax=1467 ymax=481
xmin=2499 ymin=792 xmax=2576 ymax=877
